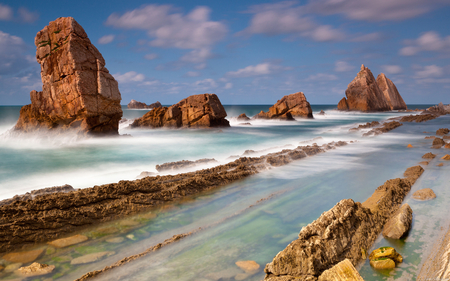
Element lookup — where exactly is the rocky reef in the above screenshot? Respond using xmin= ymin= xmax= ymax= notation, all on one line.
xmin=127 ymin=100 xmax=162 ymax=109
xmin=254 ymin=92 xmax=313 ymax=119
xmin=338 ymin=65 xmax=406 ymax=112
xmin=130 ymin=94 xmax=229 ymax=128
xmin=14 ymin=17 xmax=122 ymax=135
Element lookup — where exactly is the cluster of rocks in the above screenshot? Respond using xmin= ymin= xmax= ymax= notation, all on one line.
xmin=349 ymin=121 xmax=380 ymax=131
xmin=127 ymin=100 xmax=162 ymax=109
xmin=338 ymin=65 xmax=407 ymax=112
xmin=362 ymin=121 xmax=403 ymax=137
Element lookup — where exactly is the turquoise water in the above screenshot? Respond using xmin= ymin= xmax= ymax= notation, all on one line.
xmin=0 ymin=104 xmax=445 ymax=281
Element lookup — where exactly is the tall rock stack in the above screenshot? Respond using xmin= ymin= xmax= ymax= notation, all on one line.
xmin=338 ymin=65 xmax=406 ymax=112
xmin=14 ymin=17 xmax=122 ymax=135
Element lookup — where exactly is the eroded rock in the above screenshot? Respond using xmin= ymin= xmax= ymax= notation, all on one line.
xmin=436 ymin=128 xmax=449 ymax=136
xmin=422 ymin=152 xmax=436 ymax=159
xmin=235 ymin=260 xmax=260 ymax=274
xmin=382 ymin=204 xmax=413 ymax=239
xmin=369 ymin=247 xmax=402 ymax=270
xmin=2 ymin=248 xmax=44 ymax=263
xmin=16 ymin=262 xmax=55 ymax=276
xmin=127 ymin=100 xmax=161 ymax=109
xmin=254 ymin=92 xmax=313 ymax=119
xmin=412 ymin=188 xmax=436 ymax=201
xmin=432 ymin=138 xmax=445 ymax=148
xmin=0 ymin=184 xmax=74 ymax=207
xmin=318 ymin=259 xmax=364 ymax=281
xmin=237 ymin=113 xmax=250 ymax=121
xmin=376 ymin=73 xmax=407 ymax=110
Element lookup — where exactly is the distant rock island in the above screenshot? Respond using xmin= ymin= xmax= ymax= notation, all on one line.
xmin=254 ymin=92 xmax=313 ymax=120
xmin=131 ymin=93 xmax=230 ymax=128
xmin=338 ymin=65 xmax=406 ymax=112
xmin=127 ymin=100 xmax=162 ymax=109
xmin=14 ymin=17 xmax=122 ymax=135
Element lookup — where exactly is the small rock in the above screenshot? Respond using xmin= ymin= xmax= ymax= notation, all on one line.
xmin=432 ymin=138 xmax=445 ymax=148
xmin=436 ymin=128 xmax=449 ymax=135
xmin=48 ymin=234 xmax=88 ymax=248
xmin=5 ymin=263 xmax=23 ymax=272
xmin=238 ymin=122 xmax=252 ymax=125
xmin=442 ymin=154 xmax=450 ymax=160
xmin=16 ymin=262 xmax=55 ymax=276
xmin=437 ymin=163 xmax=444 ymax=167
xmin=370 ymin=258 xmax=396 ymax=270
xmin=70 ymin=251 xmax=115 ymax=265
xmin=412 ymin=188 xmax=436 ymax=201
xmin=318 ymin=259 xmax=364 ymax=281
xmin=369 ymin=247 xmax=403 ymax=263
xmin=422 ymin=152 xmax=436 ymax=159
xmin=106 ymin=237 xmax=124 ymax=243
xmin=235 ymin=260 xmax=260 ymax=274
xmin=318 ymin=110 xmax=325 ymax=115
xmin=137 ymin=171 xmax=156 ymax=179
xmin=2 ymin=248 xmax=45 ymax=263
xmin=407 ymin=144 xmax=413 ymax=148
xmin=237 ymin=113 xmax=250 ymax=121
xmin=445 ymin=143 xmax=450 ymax=149
xmin=444 ymin=135 xmax=450 ymax=140
xmin=418 ymin=161 xmax=429 ymax=166
xmin=425 ymin=136 xmax=436 ymax=139
xmin=126 ymin=234 xmax=136 ymax=240
xmin=383 ymin=204 xmax=413 ymax=239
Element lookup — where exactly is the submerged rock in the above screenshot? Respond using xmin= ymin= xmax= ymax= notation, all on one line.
xmin=127 ymin=100 xmax=161 ymax=109
xmin=235 ymin=260 xmax=260 ymax=274
xmin=412 ymin=188 xmax=436 ymax=201
xmin=14 ymin=17 xmax=122 ymax=135
xmin=442 ymin=154 xmax=450 ymax=160
xmin=131 ymin=94 xmax=229 ymax=128
xmin=2 ymin=248 xmax=44 ymax=263
xmin=254 ymin=92 xmax=313 ymax=119
xmin=318 ymin=259 xmax=364 ymax=281
xmin=382 ymin=204 xmax=413 ymax=239
xmin=71 ymin=251 xmax=115 ymax=265
xmin=16 ymin=262 xmax=55 ymax=276
xmin=48 ymin=234 xmax=88 ymax=248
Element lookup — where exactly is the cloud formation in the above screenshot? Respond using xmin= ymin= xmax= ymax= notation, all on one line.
xmin=18 ymin=7 xmax=38 ymax=23
xmin=334 ymin=61 xmax=355 ymax=72
xmin=113 ymin=71 xmax=145 ymax=83
xmin=400 ymin=31 xmax=450 ymax=56
xmin=226 ymin=62 xmax=292 ymax=78
xmin=0 ymin=30 xmax=33 ymax=75
xmin=0 ymin=4 xmax=12 ymax=21
xmin=98 ymin=35 xmax=115 ymax=44
xmin=382 ymin=65 xmax=403 ymax=74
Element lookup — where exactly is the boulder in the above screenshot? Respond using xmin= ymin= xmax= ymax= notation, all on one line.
xmin=442 ymin=154 xmax=450 ymax=160
xmin=407 ymin=144 xmax=413 ymax=148
xmin=338 ymin=65 xmax=391 ymax=112
xmin=70 ymin=251 xmax=115 ymax=265
xmin=14 ymin=17 xmax=122 ymax=135
xmin=369 ymin=247 xmax=402 ymax=263
xmin=422 ymin=152 xmax=436 ymax=159
xmin=318 ymin=110 xmax=325 ymax=115
xmin=436 ymin=128 xmax=450 ymax=136
xmin=412 ymin=188 xmax=436 ymax=201
xmin=235 ymin=260 xmax=260 ymax=274
xmin=432 ymin=138 xmax=445 ymax=148
xmin=130 ymin=94 xmax=230 ymax=128
xmin=376 ymin=73 xmax=407 ymax=110
xmin=237 ymin=113 xmax=250 ymax=121
xmin=127 ymin=100 xmax=162 ymax=109
xmin=370 ymin=258 xmax=396 ymax=270
xmin=426 ymin=102 xmax=450 ymax=115
xmin=48 ymin=234 xmax=88 ymax=248
xmin=337 ymin=98 xmax=349 ymax=110
xmin=2 ymin=248 xmax=44 ymax=263
xmin=254 ymin=92 xmax=313 ymax=119
xmin=16 ymin=262 xmax=55 ymax=276
xmin=318 ymin=259 xmax=364 ymax=281
xmin=382 ymin=204 xmax=413 ymax=239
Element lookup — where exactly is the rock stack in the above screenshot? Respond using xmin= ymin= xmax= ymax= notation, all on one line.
xmin=14 ymin=17 xmax=122 ymax=135
xmin=254 ymin=92 xmax=313 ymax=120
xmin=127 ymin=100 xmax=162 ymax=109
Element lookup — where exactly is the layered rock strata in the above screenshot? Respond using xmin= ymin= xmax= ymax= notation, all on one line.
xmin=14 ymin=17 xmax=122 ymax=135
xmin=131 ymin=94 xmax=229 ymax=128
xmin=127 ymin=100 xmax=161 ymax=109
xmin=254 ymin=92 xmax=313 ymax=119
xmin=382 ymin=204 xmax=413 ymax=239
xmin=376 ymin=73 xmax=407 ymax=110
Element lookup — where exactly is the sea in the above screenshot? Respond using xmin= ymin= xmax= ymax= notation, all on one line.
xmin=0 ymin=104 xmax=449 ymax=281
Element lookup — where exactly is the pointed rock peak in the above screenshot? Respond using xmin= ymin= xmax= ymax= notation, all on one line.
xmin=361 ymin=64 xmax=365 ymax=71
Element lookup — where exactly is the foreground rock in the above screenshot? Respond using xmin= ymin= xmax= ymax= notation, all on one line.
xmin=264 ymin=166 xmax=423 ymax=280
xmin=16 ymin=262 xmax=55 ymax=276
xmin=337 ymin=65 xmax=393 ymax=112
xmin=14 ymin=17 xmax=122 ymax=135
xmin=131 ymin=94 xmax=229 ymax=128
xmin=254 ymin=92 xmax=313 ymax=119
xmin=317 ymin=259 xmax=364 ymax=281
xmin=376 ymin=73 xmax=407 ymax=110
xmin=412 ymin=188 xmax=436 ymax=201
xmin=369 ymin=247 xmax=402 ymax=270
xmin=127 ymin=100 xmax=161 ymax=109
xmin=382 ymin=204 xmax=413 ymax=239
xmin=0 ymin=184 xmax=74 ymax=207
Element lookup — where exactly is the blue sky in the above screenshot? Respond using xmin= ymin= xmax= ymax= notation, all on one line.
xmin=0 ymin=0 xmax=450 ymax=105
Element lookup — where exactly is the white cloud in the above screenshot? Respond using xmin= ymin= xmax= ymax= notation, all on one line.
xmin=144 ymin=53 xmax=158 ymax=60
xmin=0 ymin=30 xmax=32 ymax=75
xmin=305 ymin=0 xmax=449 ymax=21
xmin=113 ymin=71 xmax=145 ymax=83
xmin=18 ymin=7 xmax=38 ymax=23
xmin=180 ymin=48 xmax=212 ymax=63
xmin=307 ymin=73 xmax=338 ymax=81
xmin=226 ymin=62 xmax=292 ymax=78
xmin=98 ymin=35 xmax=115 ymax=44
xmin=414 ymin=65 xmax=443 ymax=79
xmin=382 ymin=65 xmax=403 ymax=74
xmin=334 ymin=61 xmax=355 ymax=72
xmin=186 ymin=71 xmax=200 ymax=77
xmin=0 ymin=4 xmax=12 ymax=21
xmin=224 ymin=82 xmax=233 ymax=89
xmin=194 ymin=78 xmax=217 ymax=90
xmin=400 ymin=31 xmax=450 ymax=56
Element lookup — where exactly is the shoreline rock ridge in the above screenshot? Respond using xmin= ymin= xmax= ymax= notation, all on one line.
xmin=14 ymin=17 xmax=122 ymax=135
xmin=254 ymin=92 xmax=313 ymax=120
xmin=338 ymin=64 xmax=406 ymax=112
xmin=127 ymin=100 xmax=162 ymax=109
xmin=131 ymin=93 xmax=230 ymax=128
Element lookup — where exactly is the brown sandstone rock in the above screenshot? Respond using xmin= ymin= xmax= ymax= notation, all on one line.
xmin=445 ymin=143 xmax=450 ymax=149
xmin=369 ymin=247 xmax=403 ymax=263
xmin=131 ymin=94 xmax=229 ymax=128
xmin=16 ymin=262 xmax=55 ymax=276
xmin=436 ymin=128 xmax=450 ymax=136
xmin=437 ymin=163 xmax=444 ymax=167
xmin=235 ymin=260 xmax=260 ymax=274
xmin=382 ymin=204 xmax=413 ymax=239
xmin=412 ymin=188 xmax=436 ymax=201
xmin=369 ymin=258 xmax=396 ymax=270
xmin=337 ymin=97 xmax=349 ymax=110
xmin=237 ymin=113 xmax=250 ymax=121
xmin=318 ymin=259 xmax=364 ymax=281
xmin=432 ymin=138 xmax=445 ymax=148
xmin=2 ymin=248 xmax=44 ymax=263
xmin=14 ymin=17 xmax=122 ymax=135
xmin=422 ymin=152 xmax=436 ymax=159
xmin=254 ymin=92 xmax=313 ymax=119
xmin=442 ymin=154 xmax=450 ymax=160
xmin=48 ymin=234 xmax=88 ymax=248
xmin=376 ymin=73 xmax=407 ymax=110
xmin=338 ymin=65 xmax=391 ymax=112
xmin=127 ymin=100 xmax=161 ymax=109
xmin=400 ymin=114 xmax=437 ymax=123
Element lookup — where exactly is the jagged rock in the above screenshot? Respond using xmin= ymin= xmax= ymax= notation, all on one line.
xmin=376 ymin=73 xmax=407 ymax=110
xmin=436 ymin=128 xmax=450 ymax=136
xmin=422 ymin=152 xmax=436 ymax=159
xmin=349 ymin=121 xmax=380 ymax=131
xmin=254 ymin=92 xmax=313 ymax=119
xmin=48 ymin=234 xmax=88 ymax=248
xmin=0 ymin=184 xmax=74 ymax=207
xmin=362 ymin=121 xmax=402 ymax=136
xmin=382 ymin=204 xmax=413 ymax=239
xmin=432 ymin=138 xmax=445 ymax=148
xmin=400 ymin=114 xmax=438 ymax=122
xmin=71 ymin=251 xmax=115 ymax=265
xmin=442 ymin=154 xmax=450 ymax=160
xmin=318 ymin=259 xmax=364 ymax=281
xmin=16 ymin=262 xmax=55 ymax=276
xmin=407 ymin=144 xmax=413 ymax=148
xmin=155 ymin=158 xmax=218 ymax=172
xmin=426 ymin=102 xmax=450 ymax=115
xmin=127 ymin=100 xmax=162 ymax=109
xmin=14 ymin=17 xmax=122 ymax=135
xmin=130 ymin=94 xmax=229 ymax=128
xmin=412 ymin=188 xmax=436 ymax=201
xmin=2 ymin=248 xmax=44 ymax=263
xmin=338 ymin=65 xmax=391 ymax=112
xmin=237 ymin=113 xmax=250 ymax=121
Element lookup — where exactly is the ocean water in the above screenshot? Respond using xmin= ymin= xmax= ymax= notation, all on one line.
xmin=0 ymin=104 xmax=446 ymax=281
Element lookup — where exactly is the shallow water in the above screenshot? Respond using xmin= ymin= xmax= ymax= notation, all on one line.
xmin=0 ymin=104 xmax=445 ymax=281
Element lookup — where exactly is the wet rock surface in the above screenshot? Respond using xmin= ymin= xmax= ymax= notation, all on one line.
xmin=317 ymin=259 xmax=364 ymax=281
xmin=382 ymin=203 xmax=413 ymax=239
xmin=2 ymin=248 xmax=44 ymax=263
xmin=369 ymin=247 xmax=402 ymax=270
xmin=16 ymin=262 xmax=55 ymax=276
xmin=14 ymin=17 xmax=122 ymax=135
xmin=349 ymin=121 xmax=380 ymax=131
xmin=0 ymin=184 xmax=74 ymax=206
xmin=155 ymin=158 xmax=218 ymax=172
xmin=362 ymin=121 xmax=402 ymax=136
xmin=412 ymin=188 xmax=436 ymax=201
xmin=400 ymin=114 xmax=438 ymax=123
xmin=127 ymin=100 xmax=161 ymax=109
xmin=422 ymin=152 xmax=436 ymax=159
xmin=436 ymin=128 xmax=449 ymax=136
xmin=432 ymin=137 xmax=445 ymax=148
xmin=48 ymin=234 xmax=88 ymax=248
xmin=71 ymin=251 xmax=115 ymax=265
xmin=254 ymin=92 xmax=313 ymax=119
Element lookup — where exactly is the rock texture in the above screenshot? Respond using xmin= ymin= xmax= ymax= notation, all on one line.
xmin=155 ymin=158 xmax=217 ymax=172
xmin=422 ymin=152 xmax=436 ymax=159
xmin=436 ymin=128 xmax=449 ymax=136
xmin=14 ymin=17 xmax=122 ymax=135
xmin=376 ymin=73 xmax=407 ymax=110
xmin=237 ymin=113 xmax=250 ymax=121
xmin=2 ymin=248 xmax=44 ymax=263
xmin=369 ymin=247 xmax=402 ymax=270
xmin=254 ymin=92 xmax=313 ymax=119
xmin=48 ymin=234 xmax=88 ymax=248
xmin=16 ymin=262 xmax=55 ymax=276
xmin=131 ymin=94 xmax=229 ymax=128
xmin=0 ymin=184 xmax=74 ymax=207
xmin=127 ymin=100 xmax=161 ymax=109
xmin=412 ymin=188 xmax=436 ymax=201
xmin=338 ymin=65 xmax=404 ymax=112
xmin=71 ymin=251 xmax=115 ymax=265
xmin=432 ymin=138 xmax=445 ymax=148
xmin=382 ymin=204 xmax=413 ymax=239
xmin=317 ymin=259 xmax=364 ymax=281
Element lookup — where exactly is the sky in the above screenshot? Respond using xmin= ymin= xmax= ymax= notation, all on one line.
xmin=0 ymin=0 xmax=450 ymax=105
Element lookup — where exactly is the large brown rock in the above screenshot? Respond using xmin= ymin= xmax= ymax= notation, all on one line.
xmin=376 ymin=73 xmax=407 ymax=110
xmin=14 ymin=17 xmax=122 ymax=135
xmin=382 ymin=203 xmax=413 ymax=239
xmin=131 ymin=94 xmax=229 ymax=128
xmin=318 ymin=259 xmax=364 ymax=281
xmin=338 ymin=65 xmax=392 ymax=112
xmin=254 ymin=92 xmax=313 ymax=119
xmin=127 ymin=100 xmax=161 ymax=109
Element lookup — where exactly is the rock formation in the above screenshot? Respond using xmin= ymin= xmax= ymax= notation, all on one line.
xmin=338 ymin=65 xmax=406 ymax=112
xmin=237 ymin=113 xmax=250 ymax=121
xmin=254 ymin=92 xmax=313 ymax=119
xmin=369 ymin=247 xmax=402 ymax=270
xmin=131 ymin=94 xmax=229 ymax=128
xmin=14 ymin=17 xmax=122 ymax=135
xmin=382 ymin=204 xmax=413 ymax=239
xmin=412 ymin=188 xmax=436 ymax=201
xmin=16 ymin=262 xmax=55 ymax=277
xmin=376 ymin=73 xmax=407 ymax=110
xmin=127 ymin=100 xmax=162 ymax=109
xmin=317 ymin=259 xmax=364 ymax=281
